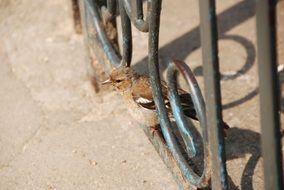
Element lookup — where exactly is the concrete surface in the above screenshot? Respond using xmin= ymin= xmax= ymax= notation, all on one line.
xmin=0 ymin=0 xmax=283 ymax=190
xmin=0 ymin=0 xmax=176 ymax=189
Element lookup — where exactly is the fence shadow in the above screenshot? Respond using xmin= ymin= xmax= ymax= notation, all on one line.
xmin=131 ymin=1 xmax=284 ymax=189
xmin=226 ymin=127 xmax=261 ymax=190
xmin=133 ymin=0 xmax=258 ymax=110
xmin=134 ymin=0 xmax=255 ymax=75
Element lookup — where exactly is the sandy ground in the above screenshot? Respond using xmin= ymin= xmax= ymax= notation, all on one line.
xmin=0 ymin=0 xmax=283 ymax=190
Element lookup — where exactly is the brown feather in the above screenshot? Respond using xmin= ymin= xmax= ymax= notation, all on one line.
xmin=132 ymin=76 xmax=198 ymax=120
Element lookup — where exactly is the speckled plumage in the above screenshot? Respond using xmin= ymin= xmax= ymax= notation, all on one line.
xmin=103 ymin=67 xmax=230 ymax=136
xmin=103 ymin=67 xmax=198 ymax=127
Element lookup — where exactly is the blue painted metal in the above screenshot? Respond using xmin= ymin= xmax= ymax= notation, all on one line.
xmin=167 ymin=60 xmax=211 ymax=185
xmin=198 ymin=1 xmax=228 ymax=189
xmin=77 ymin=0 xmax=284 ymax=189
xmin=256 ymin=0 xmax=283 ymax=189
xmin=147 ymin=1 xmax=210 ymax=187
xmin=122 ymin=0 xmax=149 ymax=32
xmin=84 ymin=0 xmax=120 ymax=67
xmin=79 ymin=0 xmax=213 ymax=188
xmin=119 ymin=0 xmax=132 ymax=67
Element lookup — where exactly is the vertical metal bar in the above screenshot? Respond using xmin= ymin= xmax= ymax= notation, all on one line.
xmin=119 ymin=0 xmax=132 ymax=66
xmin=148 ymin=0 xmax=204 ymax=187
xmin=198 ymin=1 xmax=228 ymax=189
xmin=136 ymin=0 xmax=143 ymax=19
xmin=256 ymin=1 xmax=283 ymax=189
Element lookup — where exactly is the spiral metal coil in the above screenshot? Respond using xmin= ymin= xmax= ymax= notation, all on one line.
xmin=79 ymin=0 xmax=223 ymax=188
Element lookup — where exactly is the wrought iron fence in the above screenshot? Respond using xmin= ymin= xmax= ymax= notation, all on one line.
xmin=73 ymin=0 xmax=283 ymax=189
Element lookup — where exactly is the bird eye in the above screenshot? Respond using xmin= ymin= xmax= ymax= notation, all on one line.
xmin=116 ymin=79 xmax=123 ymax=83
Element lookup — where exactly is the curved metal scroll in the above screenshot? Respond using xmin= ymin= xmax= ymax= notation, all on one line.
xmin=147 ymin=1 xmax=211 ymax=187
xmin=81 ymin=0 xmax=149 ymax=68
xmin=85 ymin=0 xmax=120 ymax=66
xmin=167 ymin=60 xmax=211 ymax=187
xmin=121 ymin=0 xmax=149 ymax=32
xmin=80 ymin=0 xmax=211 ymax=188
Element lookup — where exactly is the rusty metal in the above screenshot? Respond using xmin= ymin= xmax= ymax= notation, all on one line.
xmin=77 ymin=0 xmax=283 ymax=189
xmin=198 ymin=1 xmax=228 ymax=189
xmin=256 ymin=0 xmax=283 ymax=189
xmin=78 ymin=0 xmax=213 ymax=188
xmin=119 ymin=0 xmax=132 ymax=67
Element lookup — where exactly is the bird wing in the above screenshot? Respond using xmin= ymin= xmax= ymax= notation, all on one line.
xmin=131 ymin=76 xmax=168 ymax=110
xmin=131 ymin=75 xmax=230 ymax=132
xmin=131 ymin=76 xmax=197 ymax=120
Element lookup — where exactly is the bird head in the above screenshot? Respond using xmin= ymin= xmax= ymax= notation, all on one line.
xmin=102 ymin=67 xmax=137 ymax=92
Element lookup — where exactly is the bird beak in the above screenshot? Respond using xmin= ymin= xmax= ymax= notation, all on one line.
xmin=101 ymin=78 xmax=112 ymax=85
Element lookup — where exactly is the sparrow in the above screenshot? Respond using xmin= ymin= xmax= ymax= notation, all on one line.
xmin=102 ymin=67 xmax=230 ymax=135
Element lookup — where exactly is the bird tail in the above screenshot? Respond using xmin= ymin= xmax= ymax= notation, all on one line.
xmin=178 ymin=92 xmax=230 ymax=137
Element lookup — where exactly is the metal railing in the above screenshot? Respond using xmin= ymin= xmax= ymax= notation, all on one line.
xmin=256 ymin=1 xmax=283 ymax=189
xmin=74 ymin=0 xmax=283 ymax=189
